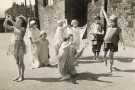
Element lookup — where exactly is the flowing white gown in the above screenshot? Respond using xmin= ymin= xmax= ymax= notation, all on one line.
xmin=58 ymin=41 xmax=76 ymax=78
xmin=67 ymin=26 xmax=87 ymax=52
xmin=27 ymin=27 xmax=41 ymax=68
xmin=51 ymin=26 xmax=66 ymax=65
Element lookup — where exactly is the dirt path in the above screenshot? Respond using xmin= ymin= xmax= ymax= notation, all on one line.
xmin=0 ymin=33 xmax=135 ymax=90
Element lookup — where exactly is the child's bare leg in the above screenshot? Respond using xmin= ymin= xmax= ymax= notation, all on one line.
xmin=92 ymin=45 xmax=96 ymax=60
xmin=96 ymin=52 xmax=100 ymax=60
xmin=109 ymin=51 xmax=114 ymax=72
xmin=21 ymin=56 xmax=25 ymax=79
xmin=16 ymin=52 xmax=25 ymax=82
xmin=104 ymin=51 xmax=108 ymax=66
xmin=13 ymin=56 xmax=21 ymax=81
xmin=93 ymin=52 xmax=96 ymax=60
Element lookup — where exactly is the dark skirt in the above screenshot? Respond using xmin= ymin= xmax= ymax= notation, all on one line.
xmin=92 ymin=34 xmax=103 ymax=52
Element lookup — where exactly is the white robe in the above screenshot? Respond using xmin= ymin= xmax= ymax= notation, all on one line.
xmin=58 ymin=41 xmax=76 ymax=77
xmin=52 ymin=26 xmax=66 ymax=65
xmin=27 ymin=28 xmax=41 ymax=68
xmin=67 ymin=26 xmax=86 ymax=51
xmin=38 ymin=39 xmax=49 ymax=65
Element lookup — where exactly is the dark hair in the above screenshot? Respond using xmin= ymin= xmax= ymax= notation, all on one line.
xmin=63 ymin=37 xmax=68 ymax=42
xmin=67 ymin=34 xmax=73 ymax=39
xmin=94 ymin=15 xmax=100 ymax=20
xmin=19 ymin=17 xmax=27 ymax=28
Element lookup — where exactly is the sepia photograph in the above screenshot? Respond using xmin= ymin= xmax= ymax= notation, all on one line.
xmin=0 ymin=0 xmax=135 ymax=90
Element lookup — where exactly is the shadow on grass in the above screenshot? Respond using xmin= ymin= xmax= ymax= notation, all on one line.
xmin=25 ymin=77 xmax=61 ymax=82
xmin=77 ymin=56 xmax=135 ymax=64
xmin=113 ymin=67 xmax=135 ymax=73
xmin=77 ymin=56 xmax=95 ymax=60
xmin=71 ymin=72 xmax=120 ymax=84
xmin=78 ymin=60 xmax=103 ymax=64
xmin=25 ymin=72 xmax=120 ymax=84
xmin=77 ymin=56 xmax=104 ymax=64
xmin=114 ymin=57 xmax=135 ymax=63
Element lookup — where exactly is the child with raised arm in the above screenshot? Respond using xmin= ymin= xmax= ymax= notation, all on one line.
xmin=27 ymin=18 xmax=41 ymax=68
xmin=53 ymin=20 xmax=68 ymax=65
xmin=4 ymin=15 xmax=27 ymax=82
xmin=67 ymin=19 xmax=87 ymax=57
xmin=58 ymin=34 xmax=77 ymax=81
xmin=102 ymin=8 xmax=125 ymax=72
xmin=89 ymin=15 xmax=104 ymax=60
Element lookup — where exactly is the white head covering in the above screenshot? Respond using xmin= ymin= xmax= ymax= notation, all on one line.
xmin=29 ymin=20 xmax=36 ymax=27
xmin=40 ymin=30 xmax=46 ymax=36
xmin=71 ymin=19 xmax=79 ymax=26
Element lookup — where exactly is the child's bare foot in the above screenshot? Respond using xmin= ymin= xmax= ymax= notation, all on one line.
xmin=16 ymin=77 xmax=24 ymax=82
xmin=110 ymin=66 xmax=113 ymax=73
xmin=12 ymin=76 xmax=20 ymax=81
xmin=60 ymin=75 xmax=71 ymax=81
xmin=31 ymin=66 xmax=40 ymax=69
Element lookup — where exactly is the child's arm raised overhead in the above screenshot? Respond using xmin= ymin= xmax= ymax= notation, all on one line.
xmin=101 ymin=7 xmax=109 ymax=26
xmin=27 ymin=17 xmax=30 ymax=28
xmin=7 ymin=15 xmax=16 ymax=26
xmin=3 ymin=18 xmax=14 ymax=30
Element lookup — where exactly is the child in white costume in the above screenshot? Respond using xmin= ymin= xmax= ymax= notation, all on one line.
xmin=52 ymin=20 xmax=68 ymax=65
xmin=54 ymin=20 xmax=67 ymax=56
xmin=27 ymin=19 xmax=41 ymax=68
xmin=38 ymin=31 xmax=50 ymax=66
xmin=58 ymin=35 xmax=77 ymax=80
xmin=67 ymin=19 xmax=87 ymax=57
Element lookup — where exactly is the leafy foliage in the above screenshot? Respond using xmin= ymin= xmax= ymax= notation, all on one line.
xmin=5 ymin=2 xmax=34 ymax=19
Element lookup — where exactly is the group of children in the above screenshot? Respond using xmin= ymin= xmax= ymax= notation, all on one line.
xmin=4 ymin=7 xmax=125 ymax=82
xmin=90 ymin=7 xmax=125 ymax=72
xmin=27 ymin=18 xmax=50 ymax=68
xmin=53 ymin=19 xmax=87 ymax=80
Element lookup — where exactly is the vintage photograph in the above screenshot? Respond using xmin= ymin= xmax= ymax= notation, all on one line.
xmin=0 ymin=0 xmax=135 ymax=90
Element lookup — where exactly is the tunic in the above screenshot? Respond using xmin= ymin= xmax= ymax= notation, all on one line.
xmin=38 ymin=39 xmax=49 ymax=65
xmin=104 ymin=27 xmax=121 ymax=45
xmin=54 ymin=26 xmax=66 ymax=55
xmin=58 ymin=41 xmax=76 ymax=77
xmin=9 ymin=27 xmax=26 ymax=57
xmin=67 ymin=27 xmax=86 ymax=50
xmin=27 ymin=27 xmax=41 ymax=68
